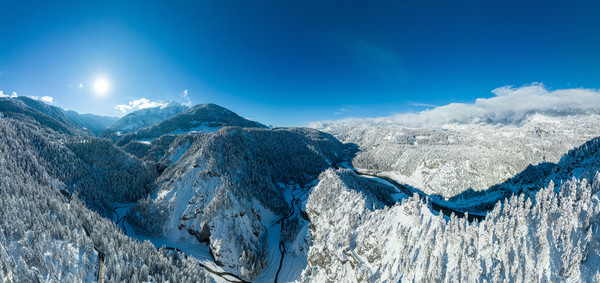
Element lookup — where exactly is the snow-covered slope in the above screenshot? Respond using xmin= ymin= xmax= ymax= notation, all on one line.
xmin=5 ymin=89 xmax=600 ymax=282
xmin=444 ymin=134 xmax=600 ymax=213
xmin=0 ymin=97 xmax=93 ymax=135
xmin=0 ymin=96 xmax=118 ymax=136
xmin=102 ymin=101 xmax=188 ymax=140
xmin=0 ymin=117 xmax=211 ymax=282
xmin=114 ymin=103 xmax=266 ymax=146
xmin=127 ymin=126 xmax=345 ymax=280
xmin=302 ymin=168 xmax=600 ymax=282
xmin=0 ymin=113 xmax=157 ymax=217
xmin=315 ymin=113 xmax=600 ymax=198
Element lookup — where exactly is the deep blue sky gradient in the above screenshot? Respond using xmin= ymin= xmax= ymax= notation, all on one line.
xmin=1 ymin=0 xmax=599 ymax=126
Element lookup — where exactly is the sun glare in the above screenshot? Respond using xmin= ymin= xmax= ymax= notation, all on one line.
xmin=93 ymin=78 xmax=110 ymax=96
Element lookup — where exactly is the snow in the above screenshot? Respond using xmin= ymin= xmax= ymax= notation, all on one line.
xmin=357 ymin=173 xmax=410 ymax=202
xmin=4 ymin=239 xmax=98 ymax=282
xmin=156 ymin=167 xmax=219 ymax=237
xmin=304 ymin=169 xmax=600 ymax=282
xmin=105 ymin=102 xmax=188 ymax=135
xmin=114 ymin=204 xmax=230 ymax=283
xmin=5 ymin=96 xmax=600 ymax=282
xmin=253 ymin=186 xmax=310 ymax=283
xmin=165 ymin=142 xmax=191 ymax=164
xmin=318 ymin=113 xmax=600 ymax=198
xmin=148 ymin=170 xmax=313 ymax=282
xmin=251 ymin=215 xmax=283 ymax=282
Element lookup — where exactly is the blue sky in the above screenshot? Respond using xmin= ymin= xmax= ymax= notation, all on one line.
xmin=0 ymin=0 xmax=599 ymax=126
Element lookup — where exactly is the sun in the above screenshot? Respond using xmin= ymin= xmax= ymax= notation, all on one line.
xmin=93 ymin=78 xmax=110 ymax=96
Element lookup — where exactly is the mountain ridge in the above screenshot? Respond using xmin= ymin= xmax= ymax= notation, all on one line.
xmin=113 ymin=103 xmax=267 ymax=146
xmin=102 ymin=101 xmax=188 ymax=140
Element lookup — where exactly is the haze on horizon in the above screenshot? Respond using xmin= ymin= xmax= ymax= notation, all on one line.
xmin=1 ymin=0 xmax=599 ymax=126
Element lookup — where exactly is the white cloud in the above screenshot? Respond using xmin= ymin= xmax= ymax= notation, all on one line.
xmin=0 ymin=90 xmax=17 ymax=98
xmin=334 ymin=108 xmax=348 ymax=115
xmin=114 ymin=98 xmax=168 ymax=113
xmin=0 ymin=91 xmax=54 ymax=104
xmin=408 ymin=101 xmax=438 ymax=108
xmin=181 ymin=89 xmax=191 ymax=106
xmin=40 ymin=96 xmax=54 ymax=104
xmin=310 ymin=83 xmax=600 ymax=128
xmin=25 ymin=95 xmax=55 ymax=104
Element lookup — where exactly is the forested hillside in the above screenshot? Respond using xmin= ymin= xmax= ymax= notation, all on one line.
xmin=102 ymin=101 xmax=188 ymax=140
xmin=0 ymin=117 xmax=211 ymax=282
xmin=302 ymin=168 xmax=600 ymax=282
xmin=315 ymin=113 xmax=600 ymax=198
xmin=114 ymin=103 xmax=266 ymax=146
xmin=128 ymin=126 xmax=346 ymax=279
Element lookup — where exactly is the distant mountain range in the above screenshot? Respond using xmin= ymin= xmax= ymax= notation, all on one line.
xmin=0 ymin=96 xmax=117 ymax=135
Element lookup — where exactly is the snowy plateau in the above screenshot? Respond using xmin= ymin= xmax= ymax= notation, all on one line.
xmin=1 ymin=95 xmax=600 ymax=282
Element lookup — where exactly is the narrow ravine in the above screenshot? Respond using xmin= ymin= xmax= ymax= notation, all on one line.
xmin=274 ymin=192 xmax=297 ymax=283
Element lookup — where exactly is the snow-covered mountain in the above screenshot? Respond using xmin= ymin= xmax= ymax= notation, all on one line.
xmin=0 ymin=115 xmax=211 ymax=282
xmin=444 ymin=134 xmax=600 ymax=214
xmin=127 ymin=126 xmax=345 ymax=280
xmin=301 ymin=117 xmax=600 ymax=281
xmin=102 ymin=101 xmax=188 ymax=140
xmin=301 ymin=167 xmax=600 ymax=282
xmin=315 ymin=113 xmax=600 ymax=198
xmin=0 ymin=97 xmax=92 ymax=135
xmin=0 ymin=107 xmax=157 ymax=216
xmin=0 ymin=96 xmax=118 ymax=136
xmin=114 ymin=103 xmax=266 ymax=147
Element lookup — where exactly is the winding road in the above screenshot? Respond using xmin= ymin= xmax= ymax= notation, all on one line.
xmin=112 ymin=205 xmax=250 ymax=283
